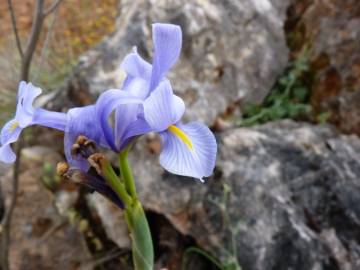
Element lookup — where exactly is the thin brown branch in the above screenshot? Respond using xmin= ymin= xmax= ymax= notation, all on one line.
xmin=33 ymin=10 xmax=58 ymax=83
xmin=0 ymin=0 xmax=61 ymax=268
xmin=7 ymin=0 xmax=23 ymax=59
xmin=20 ymin=0 xmax=45 ymax=82
xmin=43 ymin=0 xmax=64 ymax=17
xmin=0 ymin=140 xmax=22 ymax=270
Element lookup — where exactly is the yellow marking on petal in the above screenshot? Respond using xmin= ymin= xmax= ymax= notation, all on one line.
xmin=168 ymin=125 xmax=193 ymax=150
xmin=9 ymin=121 xmax=19 ymax=132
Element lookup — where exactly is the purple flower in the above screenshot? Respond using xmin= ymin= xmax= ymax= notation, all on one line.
xmin=64 ymin=105 xmax=105 ymax=171
xmin=96 ymin=23 xmax=217 ymax=181
xmin=0 ymin=82 xmax=66 ymax=163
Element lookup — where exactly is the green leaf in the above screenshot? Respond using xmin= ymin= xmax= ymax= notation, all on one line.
xmin=243 ymin=103 xmax=262 ymax=117
xmin=316 ymin=111 xmax=331 ymax=123
xmin=126 ymin=200 xmax=154 ymax=270
xmin=292 ymin=87 xmax=308 ymax=101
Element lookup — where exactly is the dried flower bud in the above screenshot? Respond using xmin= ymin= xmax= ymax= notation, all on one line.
xmin=88 ymin=153 xmax=106 ymax=175
xmin=66 ymin=168 xmax=88 ymax=184
xmin=75 ymin=135 xmax=88 ymax=145
xmin=70 ymin=143 xmax=81 ymax=157
xmin=71 ymin=135 xmax=97 ymax=159
xmin=56 ymin=162 xmax=69 ymax=177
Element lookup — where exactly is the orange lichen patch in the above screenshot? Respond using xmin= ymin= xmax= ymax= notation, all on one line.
xmin=0 ymin=0 xmax=117 ymax=50
xmin=311 ymin=67 xmax=342 ymax=106
xmin=310 ymin=52 xmax=330 ymax=71
xmin=0 ymin=0 xmax=117 ymax=91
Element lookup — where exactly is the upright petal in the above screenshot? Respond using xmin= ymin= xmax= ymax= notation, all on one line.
xmin=95 ymin=89 xmax=142 ymax=151
xmin=16 ymin=82 xmax=42 ymax=127
xmin=143 ymin=80 xmax=185 ymax=132
xmin=159 ymin=122 xmax=217 ymax=181
xmin=121 ymin=49 xmax=152 ymax=99
xmin=149 ymin=23 xmax=182 ymax=91
xmin=119 ymin=117 xmax=152 ymax=150
xmin=114 ymin=104 xmax=139 ymax=149
xmin=121 ymin=49 xmax=152 ymax=80
xmin=0 ymin=119 xmax=22 ymax=163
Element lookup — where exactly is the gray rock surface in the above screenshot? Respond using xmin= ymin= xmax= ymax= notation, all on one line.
xmin=128 ymin=120 xmax=360 ymax=270
xmin=51 ymin=0 xmax=291 ymax=125
xmin=35 ymin=1 xmax=360 ymax=269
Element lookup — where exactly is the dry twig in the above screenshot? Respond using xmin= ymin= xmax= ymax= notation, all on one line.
xmin=0 ymin=1 xmax=64 ymax=269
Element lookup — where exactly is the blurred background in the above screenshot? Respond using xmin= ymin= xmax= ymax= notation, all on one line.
xmin=0 ymin=0 xmax=360 ymax=269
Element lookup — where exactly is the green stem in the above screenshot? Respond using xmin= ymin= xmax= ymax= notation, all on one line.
xmin=119 ymin=148 xmax=137 ymax=198
xmin=100 ymin=157 xmax=133 ymax=207
xmin=118 ymin=151 xmax=154 ymax=270
xmin=182 ymin=247 xmax=223 ymax=270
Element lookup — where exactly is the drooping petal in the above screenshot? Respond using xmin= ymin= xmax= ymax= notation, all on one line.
xmin=149 ymin=23 xmax=182 ymax=91
xmin=64 ymin=105 xmax=105 ymax=171
xmin=32 ymin=108 xmax=67 ymax=131
xmin=15 ymin=82 xmax=42 ymax=127
xmin=143 ymin=80 xmax=185 ymax=132
xmin=159 ymin=122 xmax=217 ymax=181
xmin=1 ymin=119 xmax=22 ymax=145
xmin=0 ymin=119 xmax=22 ymax=163
xmin=0 ymin=144 xmax=16 ymax=164
xmin=95 ymin=89 xmax=143 ymax=151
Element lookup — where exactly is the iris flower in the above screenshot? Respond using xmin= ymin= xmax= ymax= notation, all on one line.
xmin=0 ymin=83 xmax=123 ymax=207
xmin=63 ymin=105 xmax=105 ymax=171
xmin=0 ymin=82 xmax=66 ymax=163
xmin=96 ymin=23 xmax=217 ymax=181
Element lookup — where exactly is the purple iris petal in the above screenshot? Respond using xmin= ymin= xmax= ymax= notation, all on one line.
xmin=143 ymin=80 xmax=185 ymax=132
xmin=149 ymin=23 xmax=182 ymax=92
xmin=0 ymin=81 xmax=45 ymax=163
xmin=0 ymin=144 xmax=17 ymax=164
xmin=0 ymin=119 xmax=22 ymax=163
xmin=16 ymin=81 xmax=42 ymax=127
xmin=115 ymin=104 xmax=139 ymax=149
xmin=119 ymin=117 xmax=152 ymax=150
xmin=95 ymin=89 xmax=143 ymax=151
xmin=105 ymin=23 xmax=182 ymax=151
xmin=159 ymin=122 xmax=217 ymax=181
xmin=33 ymin=108 xmax=67 ymax=131
xmin=121 ymin=50 xmax=151 ymax=99
xmin=64 ymin=105 xmax=105 ymax=171
xmin=121 ymin=49 xmax=152 ymax=80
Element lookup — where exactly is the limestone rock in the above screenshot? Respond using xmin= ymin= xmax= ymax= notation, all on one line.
xmin=51 ymin=0 xmax=291 ymax=126
xmin=129 ymin=120 xmax=360 ymax=270
xmin=86 ymin=193 xmax=131 ymax=249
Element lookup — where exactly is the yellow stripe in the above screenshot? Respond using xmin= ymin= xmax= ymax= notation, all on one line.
xmin=9 ymin=121 xmax=19 ymax=132
xmin=168 ymin=125 xmax=193 ymax=150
